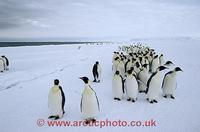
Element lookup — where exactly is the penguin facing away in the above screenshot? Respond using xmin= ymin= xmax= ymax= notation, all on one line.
xmin=112 ymin=71 xmax=124 ymax=101
xmin=125 ymin=70 xmax=138 ymax=102
xmin=0 ymin=57 xmax=4 ymax=72
xmin=162 ymin=67 xmax=183 ymax=99
xmin=92 ymin=61 xmax=102 ymax=83
xmin=138 ymin=64 xmax=150 ymax=93
xmin=80 ymin=77 xmax=100 ymax=124
xmin=146 ymin=66 xmax=168 ymax=103
xmin=48 ymin=79 xmax=65 ymax=120
xmin=150 ymin=55 xmax=159 ymax=73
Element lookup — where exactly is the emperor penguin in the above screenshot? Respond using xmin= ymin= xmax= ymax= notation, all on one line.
xmin=125 ymin=70 xmax=138 ymax=102
xmin=159 ymin=54 xmax=164 ymax=66
xmin=0 ymin=57 xmax=4 ymax=72
xmin=138 ymin=64 xmax=150 ymax=93
xmin=112 ymin=57 xmax=120 ymax=75
xmin=92 ymin=61 xmax=102 ymax=83
xmin=80 ymin=77 xmax=100 ymax=124
xmin=117 ymin=58 xmax=125 ymax=79
xmin=150 ymin=55 xmax=159 ymax=73
xmin=1 ymin=56 xmax=9 ymax=70
xmin=146 ymin=66 xmax=168 ymax=103
xmin=162 ymin=67 xmax=183 ymax=99
xmin=112 ymin=71 xmax=124 ymax=101
xmin=48 ymin=79 xmax=65 ymax=120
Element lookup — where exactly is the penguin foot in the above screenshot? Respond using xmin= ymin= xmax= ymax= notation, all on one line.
xmin=54 ymin=116 xmax=60 ymax=120
xmin=91 ymin=118 xmax=96 ymax=123
xmin=93 ymin=80 xmax=97 ymax=82
xmin=153 ymin=100 xmax=158 ymax=103
xmin=84 ymin=119 xmax=91 ymax=125
xmin=0 ymin=71 xmax=3 ymax=73
xmin=163 ymin=95 xmax=167 ymax=98
xmin=146 ymin=98 xmax=149 ymax=101
xmin=48 ymin=115 xmax=56 ymax=119
xmin=139 ymin=91 xmax=143 ymax=93
xmin=131 ymin=99 xmax=135 ymax=103
xmin=114 ymin=98 xmax=121 ymax=101
xmin=127 ymin=98 xmax=131 ymax=101
xmin=97 ymin=80 xmax=100 ymax=83
xmin=149 ymin=101 xmax=154 ymax=104
xmin=170 ymin=95 xmax=175 ymax=99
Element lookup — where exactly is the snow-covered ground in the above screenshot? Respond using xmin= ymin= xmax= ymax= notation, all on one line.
xmin=0 ymin=38 xmax=200 ymax=132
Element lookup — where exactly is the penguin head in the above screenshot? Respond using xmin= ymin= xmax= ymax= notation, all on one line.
xmin=174 ymin=67 xmax=183 ymax=72
xmin=164 ymin=61 xmax=174 ymax=66
xmin=157 ymin=66 xmax=168 ymax=71
xmin=127 ymin=69 xmax=133 ymax=75
xmin=79 ymin=77 xmax=89 ymax=84
xmin=54 ymin=79 xmax=59 ymax=85
xmin=96 ymin=61 xmax=99 ymax=65
xmin=115 ymin=71 xmax=120 ymax=75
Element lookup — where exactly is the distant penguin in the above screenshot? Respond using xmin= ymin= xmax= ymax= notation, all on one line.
xmin=48 ymin=79 xmax=65 ymax=120
xmin=112 ymin=71 xmax=124 ymax=101
xmin=80 ymin=77 xmax=100 ymax=124
xmin=0 ymin=57 xmax=4 ymax=72
xmin=159 ymin=54 xmax=164 ymax=66
xmin=162 ymin=67 xmax=183 ymax=99
xmin=150 ymin=55 xmax=159 ymax=73
xmin=146 ymin=66 xmax=168 ymax=103
xmin=138 ymin=64 xmax=150 ymax=93
xmin=92 ymin=61 xmax=102 ymax=83
xmin=125 ymin=70 xmax=138 ymax=102
xmin=1 ymin=56 xmax=9 ymax=70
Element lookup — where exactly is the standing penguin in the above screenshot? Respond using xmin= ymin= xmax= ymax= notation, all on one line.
xmin=1 ymin=56 xmax=9 ymax=70
xmin=125 ymin=70 xmax=138 ymax=102
xmin=159 ymin=54 xmax=164 ymax=66
xmin=92 ymin=61 xmax=102 ymax=82
xmin=146 ymin=66 xmax=168 ymax=103
xmin=162 ymin=67 xmax=183 ymax=99
xmin=48 ymin=79 xmax=65 ymax=120
xmin=138 ymin=64 xmax=150 ymax=93
xmin=150 ymin=55 xmax=159 ymax=73
xmin=80 ymin=77 xmax=100 ymax=124
xmin=0 ymin=57 xmax=4 ymax=72
xmin=112 ymin=71 xmax=124 ymax=101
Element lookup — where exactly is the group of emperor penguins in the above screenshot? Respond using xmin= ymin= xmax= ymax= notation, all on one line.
xmin=48 ymin=44 xmax=182 ymax=124
xmin=112 ymin=44 xmax=183 ymax=104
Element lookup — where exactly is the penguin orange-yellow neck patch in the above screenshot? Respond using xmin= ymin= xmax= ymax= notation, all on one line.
xmin=83 ymin=86 xmax=93 ymax=96
xmin=52 ymin=86 xmax=59 ymax=93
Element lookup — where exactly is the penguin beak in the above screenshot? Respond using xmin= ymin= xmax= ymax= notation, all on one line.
xmin=79 ymin=77 xmax=83 ymax=80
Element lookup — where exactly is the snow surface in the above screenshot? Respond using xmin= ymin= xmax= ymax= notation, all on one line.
xmin=0 ymin=38 xmax=200 ymax=132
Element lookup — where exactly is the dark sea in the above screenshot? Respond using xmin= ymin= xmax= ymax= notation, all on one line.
xmin=0 ymin=42 xmax=96 ymax=47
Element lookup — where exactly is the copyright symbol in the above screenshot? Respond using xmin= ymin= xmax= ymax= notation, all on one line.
xmin=37 ymin=119 xmax=45 ymax=127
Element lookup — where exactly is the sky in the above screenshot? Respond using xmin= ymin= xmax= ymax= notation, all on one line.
xmin=0 ymin=0 xmax=200 ymax=41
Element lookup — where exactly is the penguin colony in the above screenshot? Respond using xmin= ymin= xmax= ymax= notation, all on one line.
xmin=0 ymin=55 xmax=9 ymax=72
xmin=112 ymin=44 xmax=182 ymax=103
xmin=47 ymin=43 xmax=182 ymax=123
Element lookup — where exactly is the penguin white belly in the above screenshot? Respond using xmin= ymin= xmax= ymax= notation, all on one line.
xmin=117 ymin=63 xmax=125 ymax=78
xmin=0 ymin=59 xmax=4 ymax=72
xmin=48 ymin=90 xmax=62 ymax=117
xmin=148 ymin=76 xmax=161 ymax=100
xmin=82 ymin=90 xmax=99 ymax=118
xmin=97 ymin=65 xmax=102 ymax=80
xmin=163 ymin=76 xmax=176 ymax=95
xmin=125 ymin=76 xmax=138 ymax=99
xmin=112 ymin=77 xmax=123 ymax=99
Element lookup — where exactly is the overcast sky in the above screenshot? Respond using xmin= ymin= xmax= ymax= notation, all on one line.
xmin=0 ymin=0 xmax=200 ymax=41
